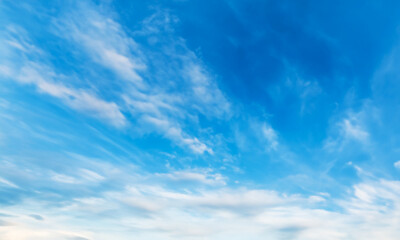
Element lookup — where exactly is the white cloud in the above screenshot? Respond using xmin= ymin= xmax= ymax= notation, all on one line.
xmin=79 ymin=169 xmax=105 ymax=182
xmin=139 ymin=115 xmax=213 ymax=154
xmin=342 ymin=118 xmax=369 ymax=142
xmin=3 ymin=177 xmax=400 ymax=240
xmin=262 ymin=123 xmax=279 ymax=150
xmin=179 ymin=135 xmax=213 ymax=155
xmin=0 ymin=177 xmax=18 ymax=188
xmin=1 ymin=63 xmax=127 ymax=127
xmin=51 ymin=5 xmax=230 ymax=154
xmin=50 ymin=169 xmax=105 ymax=185
xmin=51 ymin=173 xmax=77 ymax=184
xmin=2 ymin=25 xmax=43 ymax=55
xmin=156 ymin=169 xmax=226 ymax=186
xmin=0 ymin=226 xmax=91 ymax=240
xmin=1 ymin=24 xmax=128 ymax=128
xmin=394 ymin=160 xmax=400 ymax=169
xmin=1 ymin=150 xmax=400 ymax=240
xmin=234 ymin=118 xmax=283 ymax=154
xmin=55 ymin=3 xmax=145 ymax=83
xmin=184 ymin=63 xmax=231 ymax=118
xmin=323 ymin=111 xmax=371 ymax=152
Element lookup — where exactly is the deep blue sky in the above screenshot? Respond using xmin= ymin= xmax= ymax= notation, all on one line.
xmin=1 ymin=0 xmax=400 ymax=239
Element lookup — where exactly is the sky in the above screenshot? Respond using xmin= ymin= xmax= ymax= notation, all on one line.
xmin=1 ymin=0 xmax=400 ymax=239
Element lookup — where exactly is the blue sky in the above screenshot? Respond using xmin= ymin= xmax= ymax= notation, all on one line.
xmin=1 ymin=0 xmax=400 ymax=239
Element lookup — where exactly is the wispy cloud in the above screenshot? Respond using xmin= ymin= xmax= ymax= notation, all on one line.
xmin=0 ymin=177 xmax=18 ymax=188
xmin=1 ymin=25 xmax=127 ymax=128
xmin=394 ymin=160 xmax=400 ymax=169
xmin=156 ymin=168 xmax=226 ymax=186
xmin=0 ymin=62 xmax=127 ymax=127
xmin=341 ymin=118 xmax=369 ymax=142
xmin=139 ymin=115 xmax=213 ymax=154
xmin=324 ymin=109 xmax=371 ymax=153
xmin=54 ymin=2 xmax=145 ymax=84
xmin=262 ymin=123 xmax=279 ymax=150
xmin=51 ymin=4 xmax=231 ymax=154
xmin=1 ymin=2 xmax=233 ymax=154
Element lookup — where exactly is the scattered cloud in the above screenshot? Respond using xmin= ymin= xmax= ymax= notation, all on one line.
xmin=1 ymin=3 xmax=232 ymax=153
xmin=51 ymin=173 xmax=78 ymax=184
xmin=52 ymin=4 xmax=230 ymax=154
xmin=156 ymin=168 xmax=226 ymax=186
xmin=54 ymin=2 xmax=145 ymax=83
xmin=324 ymin=110 xmax=371 ymax=153
xmin=1 ymin=24 xmax=128 ymax=128
xmin=79 ymin=169 xmax=105 ymax=182
xmin=341 ymin=118 xmax=369 ymax=142
xmin=0 ymin=62 xmax=127 ymax=127
xmin=262 ymin=123 xmax=279 ymax=150
xmin=0 ymin=177 xmax=18 ymax=188
xmin=394 ymin=160 xmax=400 ymax=169
xmin=28 ymin=214 xmax=44 ymax=221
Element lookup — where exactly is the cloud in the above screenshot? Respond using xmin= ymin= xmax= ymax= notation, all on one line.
xmin=50 ymin=4 xmax=230 ymax=154
xmin=1 ymin=62 xmax=127 ymax=127
xmin=0 ymin=177 xmax=18 ymax=188
xmin=28 ymin=214 xmax=44 ymax=221
xmin=54 ymin=2 xmax=145 ymax=83
xmin=0 ymin=146 xmax=400 ymax=239
xmin=2 ymin=174 xmax=400 ymax=239
xmin=394 ymin=160 xmax=400 ymax=169
xmin=51 ymin=173 xmax=77 ymax=184
xmin=133 ymin=10 xmax=231 ymax=118
xmin=1 ymin=24 xmax=128 ymax=128
xmin=262 ymin=123 xmax=279 ymax=150
xmin=0 ymin=225 xmax=90 ymax=240
xmin=183 ymin=62 xmax=231 ymax=118
xmin=234 ymin=118 xmax=282 ymax=154
xmin=79 ymin=169 xmax=105 ymax=182
xmin=165 ymin=126 xmax=213 ymax=155
xmin=3 ymin=2 xmax=222 ymax=154
xmin=156 ymin=169 xmax=226 ymax=186
xmin=341 ymin=118 xmax=369 ymax=142
xmin=50 ymin=168 xmax=105 ymax=185
xmin=138 ymin=114 xmax=213 ymax=154
xmin=323 ymin=109 xmax=371 ymax=153
xmin=68 ymin=178 xmax=400 ymax=239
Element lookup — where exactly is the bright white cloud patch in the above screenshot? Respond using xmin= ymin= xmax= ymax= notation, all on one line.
xmin=1 ymin=168 xmax=400 ymax=240
xmin=1 ymin=150 xmax=399 ymax=240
